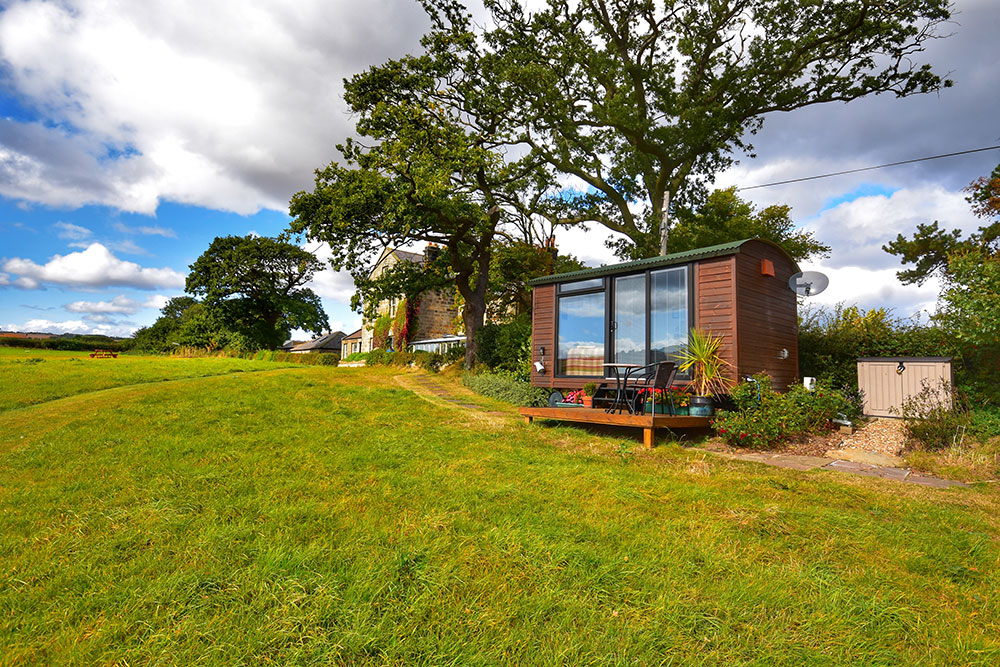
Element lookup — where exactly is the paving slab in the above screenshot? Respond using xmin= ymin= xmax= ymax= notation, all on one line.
xmin=704 ymin=448 xmax=967 ymax=488
xmin=825 ymin=447 xmax=905 ymax=468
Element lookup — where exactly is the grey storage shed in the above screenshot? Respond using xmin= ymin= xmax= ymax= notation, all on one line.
xmin=857 ymin=357 xmax=953 ymax=417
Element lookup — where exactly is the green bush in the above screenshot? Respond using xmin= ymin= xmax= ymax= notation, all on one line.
xmin=900 ymin=382 xmax=970 ymax=451
xmin=0 ymin=335 xmax=127 ymax=352
xmin=341 ymin=352 xmax=369 ymax=363
xmin=474 ymin=314 xmax=531 ymax=373
xmin=799 ymin=304 xmax=955 ymax=389
xmin=366 ymin=349 xmax=393 ymax=366
xmin=412 ymin=351 xmax=444 ymax=372
xmin=713 ymin=374 xmax=856 ymax=449
xmin=444 ymin=344 xmax=466 ymax=364
xmin=318 ymin=353 xmax=339 ymax=366
xmin=390 ymin=351 xmax=416 ymax=367
xmin=970 ymin=406 xmax=1000 ymax=440
xmin=462 ymin=370 xmax=548 ymax=407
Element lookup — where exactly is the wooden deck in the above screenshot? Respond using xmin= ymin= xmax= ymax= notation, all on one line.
xmin=518 ymin=406 xmax=711 ymax=448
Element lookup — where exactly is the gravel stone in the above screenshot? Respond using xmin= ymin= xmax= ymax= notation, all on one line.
xmin=839 ymin=418 xmax=908 ymax=456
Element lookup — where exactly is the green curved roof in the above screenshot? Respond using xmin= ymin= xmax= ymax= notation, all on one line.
xmin=528 ymin=238 xmax=799 ymax=286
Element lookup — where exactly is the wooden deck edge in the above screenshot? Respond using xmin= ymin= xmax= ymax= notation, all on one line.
xmin=518 ymin=407 xmax=711 ymax=429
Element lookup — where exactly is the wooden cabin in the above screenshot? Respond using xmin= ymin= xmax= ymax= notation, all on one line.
xmin=528 ymin=239 xmax=800 ymax=394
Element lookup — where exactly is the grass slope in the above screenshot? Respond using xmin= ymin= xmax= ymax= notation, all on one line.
xmin=0 ymin=348 xmax=297 ymax=413
xmin=0 ymin=350 xmax=998 ymax=664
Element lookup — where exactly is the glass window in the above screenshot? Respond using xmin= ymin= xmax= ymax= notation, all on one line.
xmin=650 ymin=267 xmax=688 ymax=365
xmin=559 ymin=278 xmax=603 ymax=292
xmin=613 ymin=274 xmax=646 ymax=367
xmin=557 ymin=292 xmax=605 ymax=376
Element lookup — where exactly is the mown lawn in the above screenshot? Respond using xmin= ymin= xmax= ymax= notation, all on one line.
xmin=1 ymin=349 xmax=998 ymax=665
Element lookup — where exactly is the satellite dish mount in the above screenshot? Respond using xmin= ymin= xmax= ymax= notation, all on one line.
xmin=788 ymin=271 xmax=829 ymax=297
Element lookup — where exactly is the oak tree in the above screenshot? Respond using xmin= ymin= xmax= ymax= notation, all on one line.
xmin=289 ymin=9 xmax=557 ymax=367
xmin=476 ymin=0 xmax=952 ymax=258
xmin=185 ymin=235 xmax=328 ymax=350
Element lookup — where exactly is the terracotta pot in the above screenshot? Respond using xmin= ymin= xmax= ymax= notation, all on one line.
xmin=581 ymin=395 xmax=593 ymax=408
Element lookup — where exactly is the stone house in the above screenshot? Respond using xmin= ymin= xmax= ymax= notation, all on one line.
xmin=359 ymin=246 xmax=460 ymax=352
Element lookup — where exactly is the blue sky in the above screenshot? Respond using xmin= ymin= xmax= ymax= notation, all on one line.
xmin=1 ymin=0 xmax=998 ymax=337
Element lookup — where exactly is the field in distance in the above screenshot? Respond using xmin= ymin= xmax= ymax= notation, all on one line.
xmin=0 ymin=348 xmax=998 ymax=665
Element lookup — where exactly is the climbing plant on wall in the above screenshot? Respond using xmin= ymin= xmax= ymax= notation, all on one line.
xmin=372 ymin=314 xmax=392 ymax=350
xmin=392 ymin=298 xmax=420 ymax=350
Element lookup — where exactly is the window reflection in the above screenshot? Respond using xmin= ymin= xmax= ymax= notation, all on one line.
xmin=650 ymin=268 xmax=687 ymax=364
xmin=558 ymin=292 xmax=605 ymax=376
xmin=614 ymin=274 xmax=645 ymax=366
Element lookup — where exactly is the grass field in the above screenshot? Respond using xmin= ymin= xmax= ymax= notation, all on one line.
xmin=1 ymin=349 xmax=998 ymax=665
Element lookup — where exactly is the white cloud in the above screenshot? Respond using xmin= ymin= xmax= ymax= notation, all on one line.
xmin=54 ymin=221 xmax=92 ymax=241
xmin=304 ymin=241 xmax=359 ymax=303
xmin=13 ymin=277 xmax=40 ymax=290
xmin=106 ymin=239 xmax=149 ymax=256
xmin=112 ymin=221 xmax=177 ymax=238
xmin=802 ymin=185 xmax=980 ymax=272
xmin=65 ymin=293 xmax=172 ymax=315
xmin=66 ymin=295 xmax=138 ymax=314
xmin=6 ymin=317 xmax=137 ymax=337
xmin=0 ymin=0 xmax=430 ymax=214
xmin=798 ymin=262 xmax=941 ymax=320
xmin=2 ymin=243 xmax=185 ymax=290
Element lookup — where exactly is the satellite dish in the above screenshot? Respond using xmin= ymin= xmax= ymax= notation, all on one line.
xmin=788 ymin=271 xmax=829 ymax=297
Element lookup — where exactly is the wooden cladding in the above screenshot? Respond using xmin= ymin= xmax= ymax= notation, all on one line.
xmin=531 ymin=284 xmax=556 ymax=388
xmin=694 ymin=256 xmax=738 ymax=385
xmin=735 ymin=243 xmax=799 ymax=390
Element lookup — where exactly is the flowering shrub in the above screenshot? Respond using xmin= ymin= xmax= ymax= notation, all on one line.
xmin=712 ymin=373 xmax=856 ymax=449
xmin=670 ymin=387 xmax=692 ymax=407
xmin=636 ymin=386 xmax=692 ymax=409
xmin=565 ymin=389 xmax=585 ymax=404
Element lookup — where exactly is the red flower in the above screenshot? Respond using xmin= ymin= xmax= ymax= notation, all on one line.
xmin=739 ymin=433 xmax=747 ymax=439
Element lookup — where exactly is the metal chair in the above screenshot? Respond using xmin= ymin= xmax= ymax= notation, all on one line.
xmin=630 ymin=361 xmax=677 ymax=415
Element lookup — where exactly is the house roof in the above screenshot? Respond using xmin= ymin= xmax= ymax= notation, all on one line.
xmin=369 ymin=247 xmax=425 ymax=279
xmin=290 ymin=331 xmax=346 ymax=352
xmin=341 ymin=328 xmax=363 ymax=341
xmin=527 ymin=238 xmax=799 ymax=286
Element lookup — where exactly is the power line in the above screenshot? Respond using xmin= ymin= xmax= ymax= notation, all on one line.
xmin=738 ymin=145 xmax=1000 ymax=191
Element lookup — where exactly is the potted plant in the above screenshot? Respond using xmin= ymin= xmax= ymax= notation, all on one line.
xmin=582 ymin=382 xmax=598 ymax=408
xmin=676 ymin=328 xmax=733 ymax=417
xmin=557 ymin=389 xmax=585 ymax=408
xmin=670 ymin=387 xmax=691 ymax=415
xmin=641 ymin=387 xmax=670 ymax=414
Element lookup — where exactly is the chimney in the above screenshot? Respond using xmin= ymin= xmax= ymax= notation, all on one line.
xmin=424 ymin=243 xmax=440 ymax=267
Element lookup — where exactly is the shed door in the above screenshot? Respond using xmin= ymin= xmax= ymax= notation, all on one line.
xmin=858 ymin=360 xmax=952 ymax=417
xmin=858 ymin=362 xmax=900 ymax=417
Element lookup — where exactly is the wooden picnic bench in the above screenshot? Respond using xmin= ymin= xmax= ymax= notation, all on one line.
xmin=89 ymin=349 xmax=118 ymax=359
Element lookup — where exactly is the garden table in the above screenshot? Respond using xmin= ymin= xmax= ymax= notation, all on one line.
xmin=602 ymin=363 xmax=642 ymax=414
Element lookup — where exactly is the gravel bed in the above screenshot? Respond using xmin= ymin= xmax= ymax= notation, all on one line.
xmin=840 ymin=418 xmax=908 ymax=456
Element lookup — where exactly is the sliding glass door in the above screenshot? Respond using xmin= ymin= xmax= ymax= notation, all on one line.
xmin=613 ymin=274 xmax=646 ymax=368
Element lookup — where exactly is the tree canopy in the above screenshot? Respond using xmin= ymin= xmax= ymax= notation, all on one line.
xmin=185 ymin=235 xmax=328 ymax=350
xmin=669 ymin=188 xmax=829 ymax=263
xmin=289 ymin=9 xmax=559 ymax=367
xmin=463 ymin=0 xmax=951 ymax=258
xmin=884 ymin=163 xmax=1000 ymax=285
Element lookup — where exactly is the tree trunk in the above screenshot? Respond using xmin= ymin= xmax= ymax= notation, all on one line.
xmin=461 ymin=291 xmax=487 ymax=369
